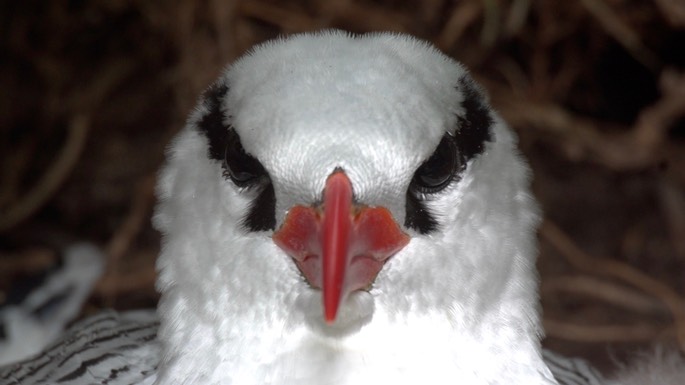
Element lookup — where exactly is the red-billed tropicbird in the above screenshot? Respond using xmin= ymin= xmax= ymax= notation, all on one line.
xmin=6 ymin=30 xmax=680 ymax=385
xmin=152 ymin=30 xmax=552 ymax=385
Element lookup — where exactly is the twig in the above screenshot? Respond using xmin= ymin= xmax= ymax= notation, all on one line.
xmin=0 ymin=137 xmax=35 ymax=208
xmin=101 ymin=175 xmax=156 ymax=305
xmin=541 ymin=220 xmax=685 ymax=351
xmin=486 ymin=70 xmax=685 ymax=171
xmin=579 ymin=0 xmax=659 ymax=69
xmin=95 ymin=260 xmax=157 ymax=299
xmin=504 ymin=0 xmax=532 ymax=36
xmin=655 ymin=0 xmax=685 ymax=28
xmin=544 ymin=319 xmax=676 ymax=343
xmin=542 ymin=275 xmax=669 ymax=316
xmin=490 ymin=88 xmax=653 ymax=169
xmin=632 ymin=70 xmax=685 ymax=157
xmin=658 ymin=177 xmax=685 ymax=260
xmin=317 ymin=1 xmax=413 ymax=32
xmin=481 ymin=0 xmax=502 ymax=46
xmin=417 ymin=0 xmax=449 ymax=27
xmin=436 ymin=1 xmax=482 ymax=51
xmin=237 ymin=1 xmax=324 ymax=33
xmin=105 ymin=175 xmax=156 ymax=262
xmin=0 ymin=115 xmax=89 ymax=232
xmin=0 ymin=248 xmax=56 ymax=276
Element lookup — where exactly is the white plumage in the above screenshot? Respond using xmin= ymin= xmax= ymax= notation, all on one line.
xmin=3 ymin=30 xmax=679 ymax=385
xmin=153 ymin=30 xmax=548 ymax=385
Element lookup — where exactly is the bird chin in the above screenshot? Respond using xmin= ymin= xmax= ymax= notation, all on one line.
xmin=294 ymin=290 xmax=374 ymax=339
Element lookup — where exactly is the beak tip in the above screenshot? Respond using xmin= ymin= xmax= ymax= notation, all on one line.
xmin=324 ymin=305 xmax=338 ymax=324
xmin=324 ymin=313 xmax=336 ymax=324
xmin=323 ymin=286 xmax=342 ymax=323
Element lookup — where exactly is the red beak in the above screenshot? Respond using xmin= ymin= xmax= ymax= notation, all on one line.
xmin=272 ymin=171 xmax=410 ymax=323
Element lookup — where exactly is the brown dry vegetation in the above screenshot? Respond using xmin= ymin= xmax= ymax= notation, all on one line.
xmin=1 ymin=0 xmax=684 ymax=375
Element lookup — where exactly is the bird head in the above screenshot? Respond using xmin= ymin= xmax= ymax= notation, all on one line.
xmin=153 ymin=31 xmax=551 ymax=384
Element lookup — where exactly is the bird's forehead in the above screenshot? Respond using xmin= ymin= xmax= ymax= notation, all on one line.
xmin=222 ymin=32 xmax=467 ymax=201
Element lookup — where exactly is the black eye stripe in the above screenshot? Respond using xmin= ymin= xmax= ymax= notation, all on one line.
xmin=244 ymin=182 xmax=276 ymax=231
xmin=456 ymin=76 xmax=493 ymax=161
xmin=196 ymin=82 xmax=276 ymax=232
xmin=404 ymin=191 xmax=439 ymax=234
xmin=404 ymin=75 xmax=493 ymax=235
xmin=197 ymin=83 xmax=230 ymax=162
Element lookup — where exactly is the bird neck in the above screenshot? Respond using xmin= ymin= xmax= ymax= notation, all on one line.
xmin=155 ymin=285 xmax=554 ymax=385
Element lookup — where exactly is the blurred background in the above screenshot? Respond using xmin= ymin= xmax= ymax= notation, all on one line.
xmin=1 ymin=0 xmax=684 ymax=375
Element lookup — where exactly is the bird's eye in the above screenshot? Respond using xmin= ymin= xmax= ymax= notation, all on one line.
xmin=223 ymin=129 xmax=268 ymax=187
xmin=409 ymin=134 xmax=460 ymax=194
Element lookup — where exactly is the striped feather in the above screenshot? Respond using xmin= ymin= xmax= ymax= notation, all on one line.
xmin=543 ymin=349 xmax=606 ymax=385
xmin=0 ymin=311 xmax=159 ymax=385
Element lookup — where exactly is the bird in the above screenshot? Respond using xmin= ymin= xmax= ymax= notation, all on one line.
xmin=151 ymin=29 xmax=555 ymax=385
xmin=5 ymin=30 xmax=675 ymax=385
